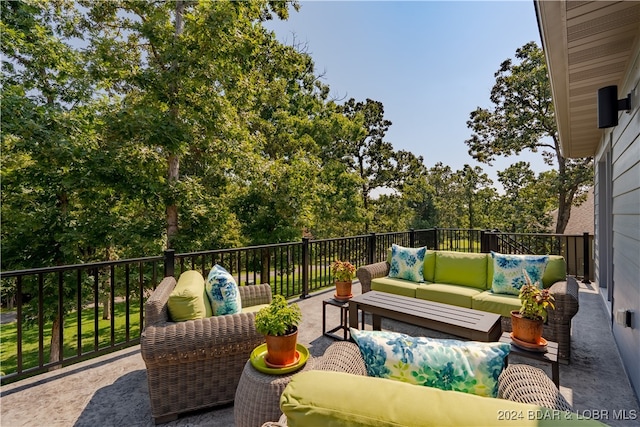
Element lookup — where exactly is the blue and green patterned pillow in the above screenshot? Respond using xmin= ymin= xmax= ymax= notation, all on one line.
xmin=491 ymin=252 xmax=549 ymax=296
xmin=388 ymin=244 xmax=426 ymax=282
xmin=350 ymin=329 xmax=510 ymax=397
xmin=205 ymin=264 xmax=242 ymax=316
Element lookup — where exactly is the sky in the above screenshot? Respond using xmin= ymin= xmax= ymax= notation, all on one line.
xmin=263 ymin=0 xmax=550 ymax=186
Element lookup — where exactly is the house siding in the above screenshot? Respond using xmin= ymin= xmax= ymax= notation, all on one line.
xmin=594 ymin=48 xmax=640 ymax=398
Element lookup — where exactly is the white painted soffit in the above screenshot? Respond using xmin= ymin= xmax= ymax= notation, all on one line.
xmin=535 ymin=0 xmax=640 ymax=158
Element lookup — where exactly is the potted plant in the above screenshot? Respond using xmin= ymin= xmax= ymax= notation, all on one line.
xmin=255 ymin=294 xmax=302 ymax=367
xmin=331 ymin=260 xmax=356 ymax=301
xmin=511 ymin=270 xmax=555 ymax=345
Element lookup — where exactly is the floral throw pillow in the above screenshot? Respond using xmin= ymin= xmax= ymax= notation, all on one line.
xmin=205 ymin=264 xmax=242 ymax=316
xmin=491 ymin=252 xmax=549 ymax=296
xmin=350 ymin=328 xmax=510 ymax=397
xmin=388 ymin=244 xmax=426 ymax=282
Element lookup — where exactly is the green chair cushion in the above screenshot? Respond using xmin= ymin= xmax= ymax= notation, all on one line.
xmin=167 ymin=270 xmax=213 ymax=322
xmin=542 ymin=256 xmax=567 ymax=288
xmin=415 ymin=283 xmax=482 ymax=308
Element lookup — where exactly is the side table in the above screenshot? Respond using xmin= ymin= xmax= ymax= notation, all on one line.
xmin=323 ymin=298 xmax=350 ymax=340
xmin=500 ymin=331 xmax=560 ymax=387
xmin=234 ymin=357 xmax=315 ymax=427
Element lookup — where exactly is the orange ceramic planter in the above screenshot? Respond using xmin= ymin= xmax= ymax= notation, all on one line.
xmin=510 ymin=310 xmax=544 ymax=344
xmin=265 ymin=328 xmax=298 ymax=367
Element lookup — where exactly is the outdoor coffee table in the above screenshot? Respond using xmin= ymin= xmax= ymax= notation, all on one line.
xmin=348 ymin=291 xmax=502 ymax=342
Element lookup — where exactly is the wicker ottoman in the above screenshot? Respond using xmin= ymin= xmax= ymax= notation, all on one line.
xmin=234 ymin=357 xmax=315 ymax=427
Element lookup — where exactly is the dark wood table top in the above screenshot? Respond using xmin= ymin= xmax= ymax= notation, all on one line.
xmin=349 ymin=291 xmax=502 ymax=341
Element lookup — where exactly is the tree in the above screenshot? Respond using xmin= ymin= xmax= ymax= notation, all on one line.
xmin=495 ymin=162 xmax=554 ymax=233
xmin=465 ymin=42 xmax=592 ymax=234
xmin=1 ymin=0 xmax=99 ymax=365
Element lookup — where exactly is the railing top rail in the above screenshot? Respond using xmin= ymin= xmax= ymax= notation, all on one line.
xmin=485 ymin=231 xmax=590 ymax=238
xmin=175 ymin=241 xmax=302 ymax=258
xmin=0 ymin=255 xmax=164 ymax=278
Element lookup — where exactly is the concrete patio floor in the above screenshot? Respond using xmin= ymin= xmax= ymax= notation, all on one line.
xmin=1 ymin=280 xmax=639 ymax=427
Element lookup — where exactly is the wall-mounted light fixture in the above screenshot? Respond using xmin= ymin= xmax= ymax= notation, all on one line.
xmin=597 ymin=85 xmax=632 ymax=129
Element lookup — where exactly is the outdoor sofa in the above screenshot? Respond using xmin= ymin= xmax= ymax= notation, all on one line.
xmin=356 ymin=249 xmax=579 ymax=361
xmin=140 ymin=273 xmax=272 ymax=424
xmin=264 ymin=341 xmax=605 ymax=426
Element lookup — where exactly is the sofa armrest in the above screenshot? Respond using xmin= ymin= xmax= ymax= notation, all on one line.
xmin=141 ymin=311 xmax=263 ymax=366
xmin=356 ymin=261 xmax=390 ymax=293
xmin=547 ymin=276 xmax=579 ymax=319
xmin=239 ymin=283 xmax=272 ymax=307
xmin=314 ymin=341 xmax=368 ymax=376
xmin=144 ymin=277 xmax=176 ymax=327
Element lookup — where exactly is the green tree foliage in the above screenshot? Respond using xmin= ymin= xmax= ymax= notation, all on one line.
xmin=465 ymin=42 xmax=592 ymax=233
xmin=495 ymin=162 xmax=555 ymax=232
xmin=1 ymin=0 xmax=102 ymax=364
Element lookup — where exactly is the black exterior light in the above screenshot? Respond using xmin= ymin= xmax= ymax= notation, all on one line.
xmin=597 ymin=85 xmax=632 ymax=129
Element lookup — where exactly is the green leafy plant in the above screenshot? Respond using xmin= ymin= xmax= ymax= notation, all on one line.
xmin=518 ymin=270 xmax=555 ymax=321
xmin=331 ymin=260 xmax=356 ymax=282
xmin=255 ymin=295 xmax=302 ymax=336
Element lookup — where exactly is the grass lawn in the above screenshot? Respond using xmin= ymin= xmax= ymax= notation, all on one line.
xmin=1 ymin=301 xmax=141 ymax=376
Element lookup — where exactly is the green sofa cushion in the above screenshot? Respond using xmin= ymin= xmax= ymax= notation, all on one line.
xmin=542 ymin=256 xmax=566 ymax=288
xmin=371 ymin=277 xmax=419 ymax=298
xmin=415 ymin=283 xmax=482 ymax=308
xmin=423 ymin=249 xmax=436 ymax=282
xmin=472 ymin=291 xmax=521 ymax=317
xmin=167 ymin=270 xmax=213 ymax=321
xmin=280 ymin=370 xmax=606 ymax=427
xmin=434 ymin=251 xmax=489 ymax=290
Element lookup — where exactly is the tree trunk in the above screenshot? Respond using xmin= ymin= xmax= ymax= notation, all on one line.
xmin=48 ymin=314 xmax=62 ymax=370
xmin=555 ymin=150 xmax=570 ymax=234
xmin=165 ymin=1 xmax=185 ymax=249
xmin=261 ymin=249 xmax=270 ymax=285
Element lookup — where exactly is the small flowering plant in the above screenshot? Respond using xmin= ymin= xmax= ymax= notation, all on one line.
xmin=519 ymin=270 xmax=555 ymax=321
xmin=331 ymin=260 xmax=356 ymax=282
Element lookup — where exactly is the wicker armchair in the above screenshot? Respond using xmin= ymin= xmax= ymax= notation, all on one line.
xmin=141 ymin=276 xmax=272 ymax=424
xmin=356 ymin=261 xmax=579 ymax=362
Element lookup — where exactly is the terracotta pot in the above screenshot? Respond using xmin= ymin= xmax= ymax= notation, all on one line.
xmin=335 ymin=280 xmax=353 ymax=298
xmin=510 ymin=310 xmax=544 ymax=344
xmin=265 ymin=328 xmax=298 ymax=367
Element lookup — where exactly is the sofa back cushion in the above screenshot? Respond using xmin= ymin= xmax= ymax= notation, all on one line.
xmin=167 ymin=270 xmax=213 ymax=321
xmin=434 ymin=251 xmax=489 ymax=290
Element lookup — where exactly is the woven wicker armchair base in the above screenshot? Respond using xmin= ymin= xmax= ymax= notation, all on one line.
xmin=141 ymin=276 xmax=272 ymax=424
